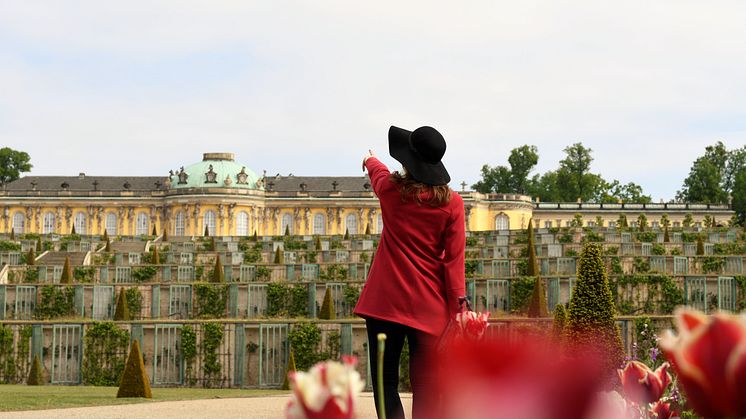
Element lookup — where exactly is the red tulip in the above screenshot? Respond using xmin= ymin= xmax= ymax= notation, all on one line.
xmin=618 ymin=361 xmax=671 ymax=405
xmin=659 ymin=308 xmax=746 ymax=418
xmin=649 ymin=400 xmax=677 ymax=419
xmin=286 ymin=356 xmax=364 ymax=419
xmin=456 ymin=310 xmax=490 ymax=340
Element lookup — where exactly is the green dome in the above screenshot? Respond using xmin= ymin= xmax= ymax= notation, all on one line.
xmin=169 ymin=153 xmax=262 ymax=190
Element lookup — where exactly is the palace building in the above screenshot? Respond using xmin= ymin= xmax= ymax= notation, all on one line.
xmin=0 ymin=152 xmax=734 ymax=237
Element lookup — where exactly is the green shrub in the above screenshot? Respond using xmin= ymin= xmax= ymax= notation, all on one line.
xmin=132 ymin=266 xmax=158 ymax=282
xmin=34 ymin=286 xmax=75 ymax=319
xmin=194 ymin=284 xmax=228 ymax=319
xmin=74 ymin=266 xmax=96 ymax=283
xmin=116 ymin=340 xmax=152 ymax=398
xmin=526 ymin=220 xmax=547 ymax=317
xmin=566 ymin=243 xmax=624 ymax=378
xmin=210 ymin=255 xmax=224 ymax=283
xmin=552 ymin=304 xmax=568 ymax=338
xmin=113 ymin=290 xmax=130 ymax=321
xmin=27 ymin=355 xmax=43 ymax=386
xmin=60 ymin=256 xmax=73 ymax=284
xmin=282 ymin=350 xmax=296 ymax=390
xmin=652 ymin=244 xmax=666 ymax=255
xmin=510 ymin=277 xmax=535 ymax=313
xmin=124 ymin=288 xmax=143 ymax=319
xmin=696 ymin=235 xmax=705 ymax=255
xmin=83 ymin=322 xmax=129 ymax=386
xmin=319 ymin=287 xmax=336 ymax=320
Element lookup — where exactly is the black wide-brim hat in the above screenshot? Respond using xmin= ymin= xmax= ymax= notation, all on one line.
xmin=388 ymin=125 xmax=451 ymax=186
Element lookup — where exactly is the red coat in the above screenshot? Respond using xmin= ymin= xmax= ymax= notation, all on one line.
xmin=353 ymin=157 xmax=466 ymax=336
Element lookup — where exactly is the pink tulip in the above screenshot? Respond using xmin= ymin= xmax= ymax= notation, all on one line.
xmin=659 ymin=308 xmax=746 ymax=418
xmin=617 ymin=361 xmax=671 ymax=405
xmin=286 ymin=356 xmax=365 ymax=419
xmin=456 ymin=310 xmax=490 ymax=340
xmin=649 ymin=400 xmax=677 ymax=419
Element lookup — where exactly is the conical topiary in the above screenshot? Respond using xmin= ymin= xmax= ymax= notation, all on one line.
xmin=114 ymin=289 xmax=131 ymax=321
xmin=315 ymin=235 xmax=322 ymax=250
xmin=211 ymin=254 xmax=224 ymax=283
xmin=117 ymin=340 xmax=152 ymax=399
xmin=274 ymin=247 xmax=284 ymax=264
xmin=281 ymin=349 xmax=297 ymax=390
xmin=36 ymin=237 xmax=42 ymax=252
xmin=162 ymin=227 xmax=168 ymax=242
xmin=151 ymin=246 xmax=160 ymax=265
xmin=26 ymin=247 xmax=35 ymax=266
xmin=364 ymin=223 xmax=371 ymax=235
xmin=663 ymin=224 xmax=670 ymax=243
xmin=102 ymin=229 xmax=109 ymax=242
xmin=105 ymin=239 xmax=111 ymax=253
xmin=319 ymin=287 xmax=336 ymax=320
xmin=343 ymin=228 xmax=349 ymax=240
xmin=252 ymin=230 xmax=258 ymax=241
xmin=27 ymin=354 xmax=43 ymax=385
xmin=552 ymin=304 xmax=568 ymax=339
xmin=60 ymin=256 xmax=73 ymax=284
xmin=526 ymin=219 xmax=548 ymax=317
xmin=204 ymin=225 xmax=210 ymax=237
xmin=284 ymin=224 xmax=290 ymax=236
xmin=696 ymin=235 xmax=705 ymax=256
xmin=567 ymin=243 xmax=624 ymax=378
xmin=71 ymin=224 xmax=76 ymax=235
xmin=151 ymin=225 xmax=157 ymax=236
xmin=9 ymin=229 xmax=15 ymax=240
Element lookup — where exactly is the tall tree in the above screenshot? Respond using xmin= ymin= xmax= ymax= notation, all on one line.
xmin=555 ymin=143 xmax=598 ymax=202
xmin=598 ymin=180 xmax=652 ymax=204
xmin=0 ymin=148 xmax=32 ymax=185
xmin=472 ymin=145 xmax=538 ymax=194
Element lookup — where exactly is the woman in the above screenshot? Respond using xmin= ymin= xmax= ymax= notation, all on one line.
xmin=354 ymin=125 xmax=466 ymax=419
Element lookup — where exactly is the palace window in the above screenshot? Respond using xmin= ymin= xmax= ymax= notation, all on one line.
xmin=673 ymin=221 xmax=681 ymax=228
xmin=236 ymin=211 xmax=249 ymax=236
xmin=651 ymin=221 xmax=660 ymax=229
xmin=608 ymin=221 xmax=617 ymax=228
xmin=587 ymin=221 xmax=596 ymax=227
xmin=313 ymin=213 xmax=325 ymax=235
xmin=174 ymin=211 xmax=185 ymax=236
xmin=377 ymin=213 xmax=384 ymax=234
xmin=105 ymin=213 xmax=117 ymax=236
xmin=43 ymin=212 xmax=56 ymax=234
xmin=12 ymin=212 xmax=25 ymax=234
xmin=544 ymin=220 xmax=553 ymax=228
xmin=136 ymin=213 xmax=149 ymax=236
xmin=203 ymin=210 xmax=217 ymax=236
xmin=281 ymin=213 xmax=293 ymax=235
xmin=345 ymin=214 xmax=357 ymax=235
xmin=495 ymin=214 xmax=509 ymax=231
xmin=74 ymin=212 xmax=87 ymax=235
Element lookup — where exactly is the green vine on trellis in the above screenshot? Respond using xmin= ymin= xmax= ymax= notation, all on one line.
xmin=194 ymin=284 xmax=228 ymax=319
xmin=124 ymin=288 xmax=143 ymax=319
xmin=201 ymin=322 xmax=224 ymax=388
xmin=267 ymin=283 xmax=308 ymax=317
xmin=34 ymin=286 xmax=75 ymax=320
xmin=0 ymin=325 xmax=30 ymax=383
xmin=81 ymin=322 xmax=129 ymax=386
xmin=181 ymin=325 xmax=197 ymax=386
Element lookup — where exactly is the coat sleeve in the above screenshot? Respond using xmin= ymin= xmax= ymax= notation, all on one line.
xmin=364 ymin=157 xmax=390 ymax=196
xmin=443 ymin=197 xmax=467 ymax=316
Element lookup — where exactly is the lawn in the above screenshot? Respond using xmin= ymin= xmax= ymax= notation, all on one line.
xmin=0 ymin=385 xmax=288 ymax=412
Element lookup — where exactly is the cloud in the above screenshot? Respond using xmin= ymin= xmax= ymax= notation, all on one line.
xmin=1 ymin=0 xmax=746 ymax=200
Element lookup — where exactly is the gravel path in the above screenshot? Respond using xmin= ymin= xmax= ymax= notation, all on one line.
xmin=0 ymin=392 xmax=412 ymax=419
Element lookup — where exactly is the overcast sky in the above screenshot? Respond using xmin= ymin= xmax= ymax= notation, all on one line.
xmin=2 ymin=1 xmax=746 ymax=201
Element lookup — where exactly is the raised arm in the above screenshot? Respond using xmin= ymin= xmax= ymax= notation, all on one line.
xmin=364 ymin=157 xmax=390 ymax=196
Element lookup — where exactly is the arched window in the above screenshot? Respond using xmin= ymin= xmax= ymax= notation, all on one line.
xmin=105 ymin=213 xmax=117 ymax=236
xmin=236 ymin=211 xmax=249 ymax=236
xmin=12 ymin=212 xmax=25 ymax=234
xmin=377 ymin=213 xmax=384 ymax=234
xmin=203 ymin=210 xmax=216 ymax=236
xmin=345 ymin=214 xmax=358 ymax=235
xmin=74 ymin=212 xmax=87 ymax=235
xmin=281 ymin=213 xmax=293 ymax=235
xmin=43 ymin=212 xmax=56 ymax=234
xmin=174 ymin=211 xmax=185 ymax=236
xmin=313 ymin=213 xmax=326 ymax=235
xmin=495 ymin=214 xmax=509 ymax=231
xmin=136 ymin=213 xmax=149 ymax=236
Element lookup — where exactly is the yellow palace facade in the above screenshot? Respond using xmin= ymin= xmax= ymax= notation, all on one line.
xmin=0 ymin=152 xmax=734 ymax=237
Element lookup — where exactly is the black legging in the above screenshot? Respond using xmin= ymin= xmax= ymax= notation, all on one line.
xmin=366 ymin=318 xmax=439 ymax=419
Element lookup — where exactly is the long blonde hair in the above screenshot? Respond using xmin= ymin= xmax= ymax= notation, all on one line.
xmin=389 ymin=170 xmax=451 ymax=207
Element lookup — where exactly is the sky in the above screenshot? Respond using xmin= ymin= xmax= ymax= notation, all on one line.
xmin=1 ymin=1 xmax=746 ymax=201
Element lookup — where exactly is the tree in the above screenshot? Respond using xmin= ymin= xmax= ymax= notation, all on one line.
xmin=566 ymin=243 xmax=624 ymax=376
xmin=27 ymin=355 xmax=44 ymax=385
xmin=696 ymin=235 xmax=705 ymax=256
xmin=319 ymin=287 xmax=336 ymax=320
xmin=282 ymin=350 xmax=297 ymax=390
xmin=36 ymin=237 xmax=42 ymax=252
xmin=556 ymin=143 xmax=597 ymax=202
xmin=637 ymin=214 xmax=648 ymax=232
xmin=151 ymin=225 xmax=157 ymax=236
xmin=0 ymin=147 xmax=32 ymax=186
xmin=26 ymin=247 xmax=35 ymax=266
xmin=60 ymin=256 xmax=73 ymax=284
xmin=211 ymin=254 xmax=224 ymax=283
xmin=664 ymin=224 xmax=670 ymax=243
xmin=473 ymin=145 xmax=539 ymax=194
xmin=114 ymin=289 xmax=131 ymax=321
xmin=274 ymin=247 xmax=284 ymax=264
xmin=151 ymin=246 xmax=160 ymax=265
xmin=552 ymin=304 xmax=568 ymax=338
xmin=284 ymin=224 xmax=290 ymax=236
xmin=204 ymin=225 xmax=210 ymax=237
xmin=599 ymin=180 xmax=652 ymax=204
xmin=526 ymin=219 xmax=547 ymax=317
xmin=677 ymin=141 xmax=743 ymax=205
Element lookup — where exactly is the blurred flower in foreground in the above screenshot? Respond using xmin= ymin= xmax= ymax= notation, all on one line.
xmin=618 ymin=360 xmax=671 ymax=406
xmin=456 ymin=310 xmax=490 ymax=340
xmin=584 ymin=391 xmax=637 ymax=419
xmin=649 ymin=400 xmax=677 ymax=419
xmin=286 ymin=356 xmax=365 ymax=419
xmin=439 ymin=335 xmax=603 ymax=419
xmin=660 ymin=308 xmax=746 ymax=418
